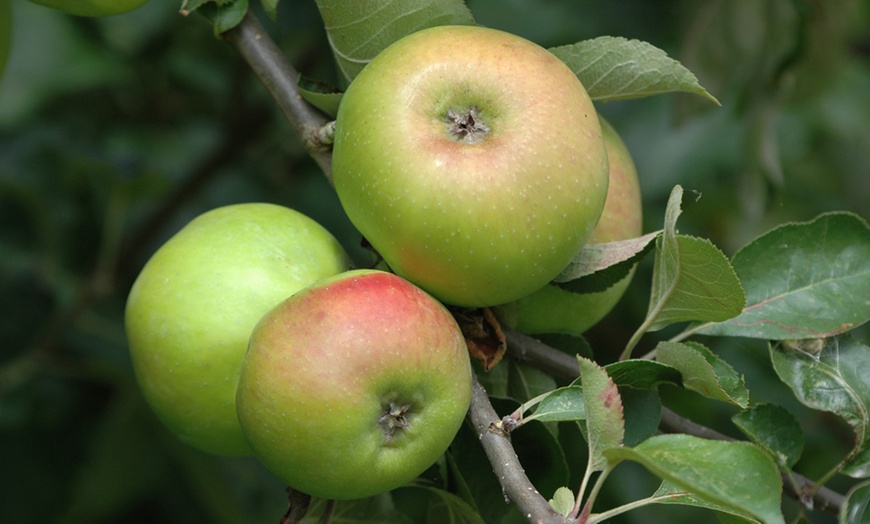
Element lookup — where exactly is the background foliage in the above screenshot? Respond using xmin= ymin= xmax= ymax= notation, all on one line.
xmin=0 ymin=0 xmax=869 ymax=522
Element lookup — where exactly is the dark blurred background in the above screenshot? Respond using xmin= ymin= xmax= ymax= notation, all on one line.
xmin=0 ymin=0 xmax=868 ymax=522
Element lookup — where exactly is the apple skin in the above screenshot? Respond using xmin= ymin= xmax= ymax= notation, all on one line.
xmin=26 ymin=0 xmax=149 ymax=17
xmin=236 ymin=269 xmax=472 ymax=500
xmin=332 ymin=25 xmax=609 ymax=308
xmin=511 ymin=117 xmax=643 ymax=335
xmin=125 ymin=203 xmax=352 ymax=456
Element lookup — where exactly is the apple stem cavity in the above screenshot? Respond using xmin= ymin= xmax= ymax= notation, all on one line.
xmin=378 ymin=400 xmax=413 ymax=444
xmin=446 ymin=107 xmax=490 ymax=144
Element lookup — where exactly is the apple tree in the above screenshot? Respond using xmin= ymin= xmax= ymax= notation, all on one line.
xmin=1 ymin=1 xmax=869 ymax=523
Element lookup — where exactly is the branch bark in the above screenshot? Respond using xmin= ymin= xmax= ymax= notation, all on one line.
xmin=222 ymin=11 xmax=334 ymax=182
xmin=467 ymin=373 xmax=568 ymax=524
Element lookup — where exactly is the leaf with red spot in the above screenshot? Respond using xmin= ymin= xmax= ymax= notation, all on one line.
xmin=578 ymin=356 xmax=625 ymax=471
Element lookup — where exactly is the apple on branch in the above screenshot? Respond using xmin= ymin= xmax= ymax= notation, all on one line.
xmin=236 ymin=269 xmax=473 ymax=500
xmin=125 ymin=203 xmax=352 ymax=456
xmin=507 ymin=116 xmax=644 ymax=336
xmin=332 ymin=25 xmax=609 ymax=308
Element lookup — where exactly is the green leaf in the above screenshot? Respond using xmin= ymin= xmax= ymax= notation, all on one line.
xmin=297 ymin=76 xmax=343 ymax=118
xmin=549 ymin=486 xmax=575 ymax=518
xmin=770 ymin=334 xmax=870 ymax=477
xmin=302 ymin=493 xmax=412 ymax=523
xmin=732 ymin=404 xmax=804 ymax=470
xmin=652 ymin=481 xmax=761 ymax=523
xmin=620 ymin=388 xmax=662 ymax=447
xmin=643 ymin=186 xmax=746 ymax=333
xmin=656 ymin=341 xmax=750 ymax=408
xmin=192 ymin=0 xmax=249 ymax=36
xmin=260 ymin=0 xmax=279 ymax=20
xmin=508 ymin=360 xmax=558 ymax=404
xmin=527 ymin=385 xmax=585 ymax=424
xmin=605 ymin=435 xmax=785 ymax=524
xmin=604 ymin=359 xmax=683 ymax=390
xmin=696 ymin=212 xmax=870 ymax=340
xmin=841 ymin=480 xmax=870 ymax=524
xmin=554 ymin=232 xmax=659 ymax=294
xmin=314 ymin=0 xmax=475 ymax=84
xmin=579 ymin=356 xmax=625 ymax=471
xmin=549 ymin=36 xmax=719 ymax=103
xmin=394 ymin=485 xmax=485 ymax=524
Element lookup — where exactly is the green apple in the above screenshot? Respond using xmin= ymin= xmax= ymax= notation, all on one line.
xmin=236 ymin=269 xmax=472 ymax=500
xmin=511 ymin=117 xmax=643 ymax=335
xmin=27 ymin=0 xmax=148 ymax=17
xmin=332 ymin=25 xmax=609 ymax=308
xmin=125 ymin=203 xmax=352 ymax=456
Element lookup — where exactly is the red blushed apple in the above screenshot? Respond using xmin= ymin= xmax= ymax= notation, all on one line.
xmin=510 ymin=117 xmax=643 ymax=335
xmin=332 ymin=25 xmax=609 ymax=308
xmin=236 ymin=270 xmax=472 ymax=500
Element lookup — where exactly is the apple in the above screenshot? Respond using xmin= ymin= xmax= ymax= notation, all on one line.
xmin=125 ymin=203 xmax=352 ymax=456
xmin=332 ymin=25 xmax=609 ymax=308
xmin=510 ymin=117 xmax=643 ymax=335
xmin=27 ymin=0 xmax=148 ymax=17
xmin=236 ymin=269 xmax=472 ymax=500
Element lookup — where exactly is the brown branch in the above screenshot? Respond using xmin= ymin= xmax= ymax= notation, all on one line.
xmin=222 ymin=11 xmax=334 ymax=182
xmin=467 ymin=373 xmax=568 ymax=524
xmin=502 ymin=327 xmax=847 ymax=517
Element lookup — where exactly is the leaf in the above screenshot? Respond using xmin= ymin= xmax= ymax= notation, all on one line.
xmin=732 ymin=404 xmax=804 ymax=470
xmin=260 ymin=0 xmax=279 ymax=20
xmin=841 ymin=480 xmax=870 ymax=524
xmin=314 ymin=0 xmax=475 ymax=84
xmin=394 ymin=485 xmax=485 ymax=524
xmin=553 ymin=232 xmax=659 ymax=294
xmin=604 ymin=359 xmax=683 ymax=390
xmin=297 ymin=76 xmax=343 ymax=118
xmin=549 ymin=486 xmax=575 ymax=518
xmin=579 ymin=356 xmax=625 ymax=471
xmin=605 ymin=435 xmax=785 ymax=524
xmin=656 ymin=341 xmax=750 ymax=408
xmin=696 ymin=212 xmax=870 ymax=340
xmin=193 ymin=0 xmax=249 ymax=36
xmin=652 ymin=481 xmax=761 ymax=523
xmin=620 ymin=388 xmax=662 ymax=447
xmin=526 ymin=386 xmax=585 ymax=424
xmin=644 ymin=186 xmax=746 ymax=332
xmin=302 ymin=493 xmax=412 ymax=523
xmin=770 ymin=334 xmax=870 ymax=477
xmin=549 ymin=36 xmax=719 ymax=103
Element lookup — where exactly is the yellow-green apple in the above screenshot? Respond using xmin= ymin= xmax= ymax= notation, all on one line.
xmin=236 ymin=269 xmax=472 ymax=500
xmin=510 ymin=117 xmax=643 ymax=335
xmin=27 ymin=0 xmax=149 ymax=16
xmin=332 ymin=25 xmax=609 ymax=308
xmin=125 ymin=203 xmax=352 ymax=456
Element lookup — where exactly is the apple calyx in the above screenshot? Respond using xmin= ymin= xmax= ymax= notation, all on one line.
xmin=378 ymin=400 xmax=413 ymax=444
xmin=446 ymin=107 xmax=490 ymax=144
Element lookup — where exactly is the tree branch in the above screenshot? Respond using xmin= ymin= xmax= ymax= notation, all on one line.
xmin=503 ymin=327 xmax=847 ymax=516
xmin=467 ymin=373 xmax=568 ymax=524
xmin=222 ymin=11 xmax=334 ymax=182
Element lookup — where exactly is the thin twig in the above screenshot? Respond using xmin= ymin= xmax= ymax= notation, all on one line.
xmin=467 ymin=374 xmax=568 ymax=524
xmin=222 ymin=11 xmax=334 ymax=182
